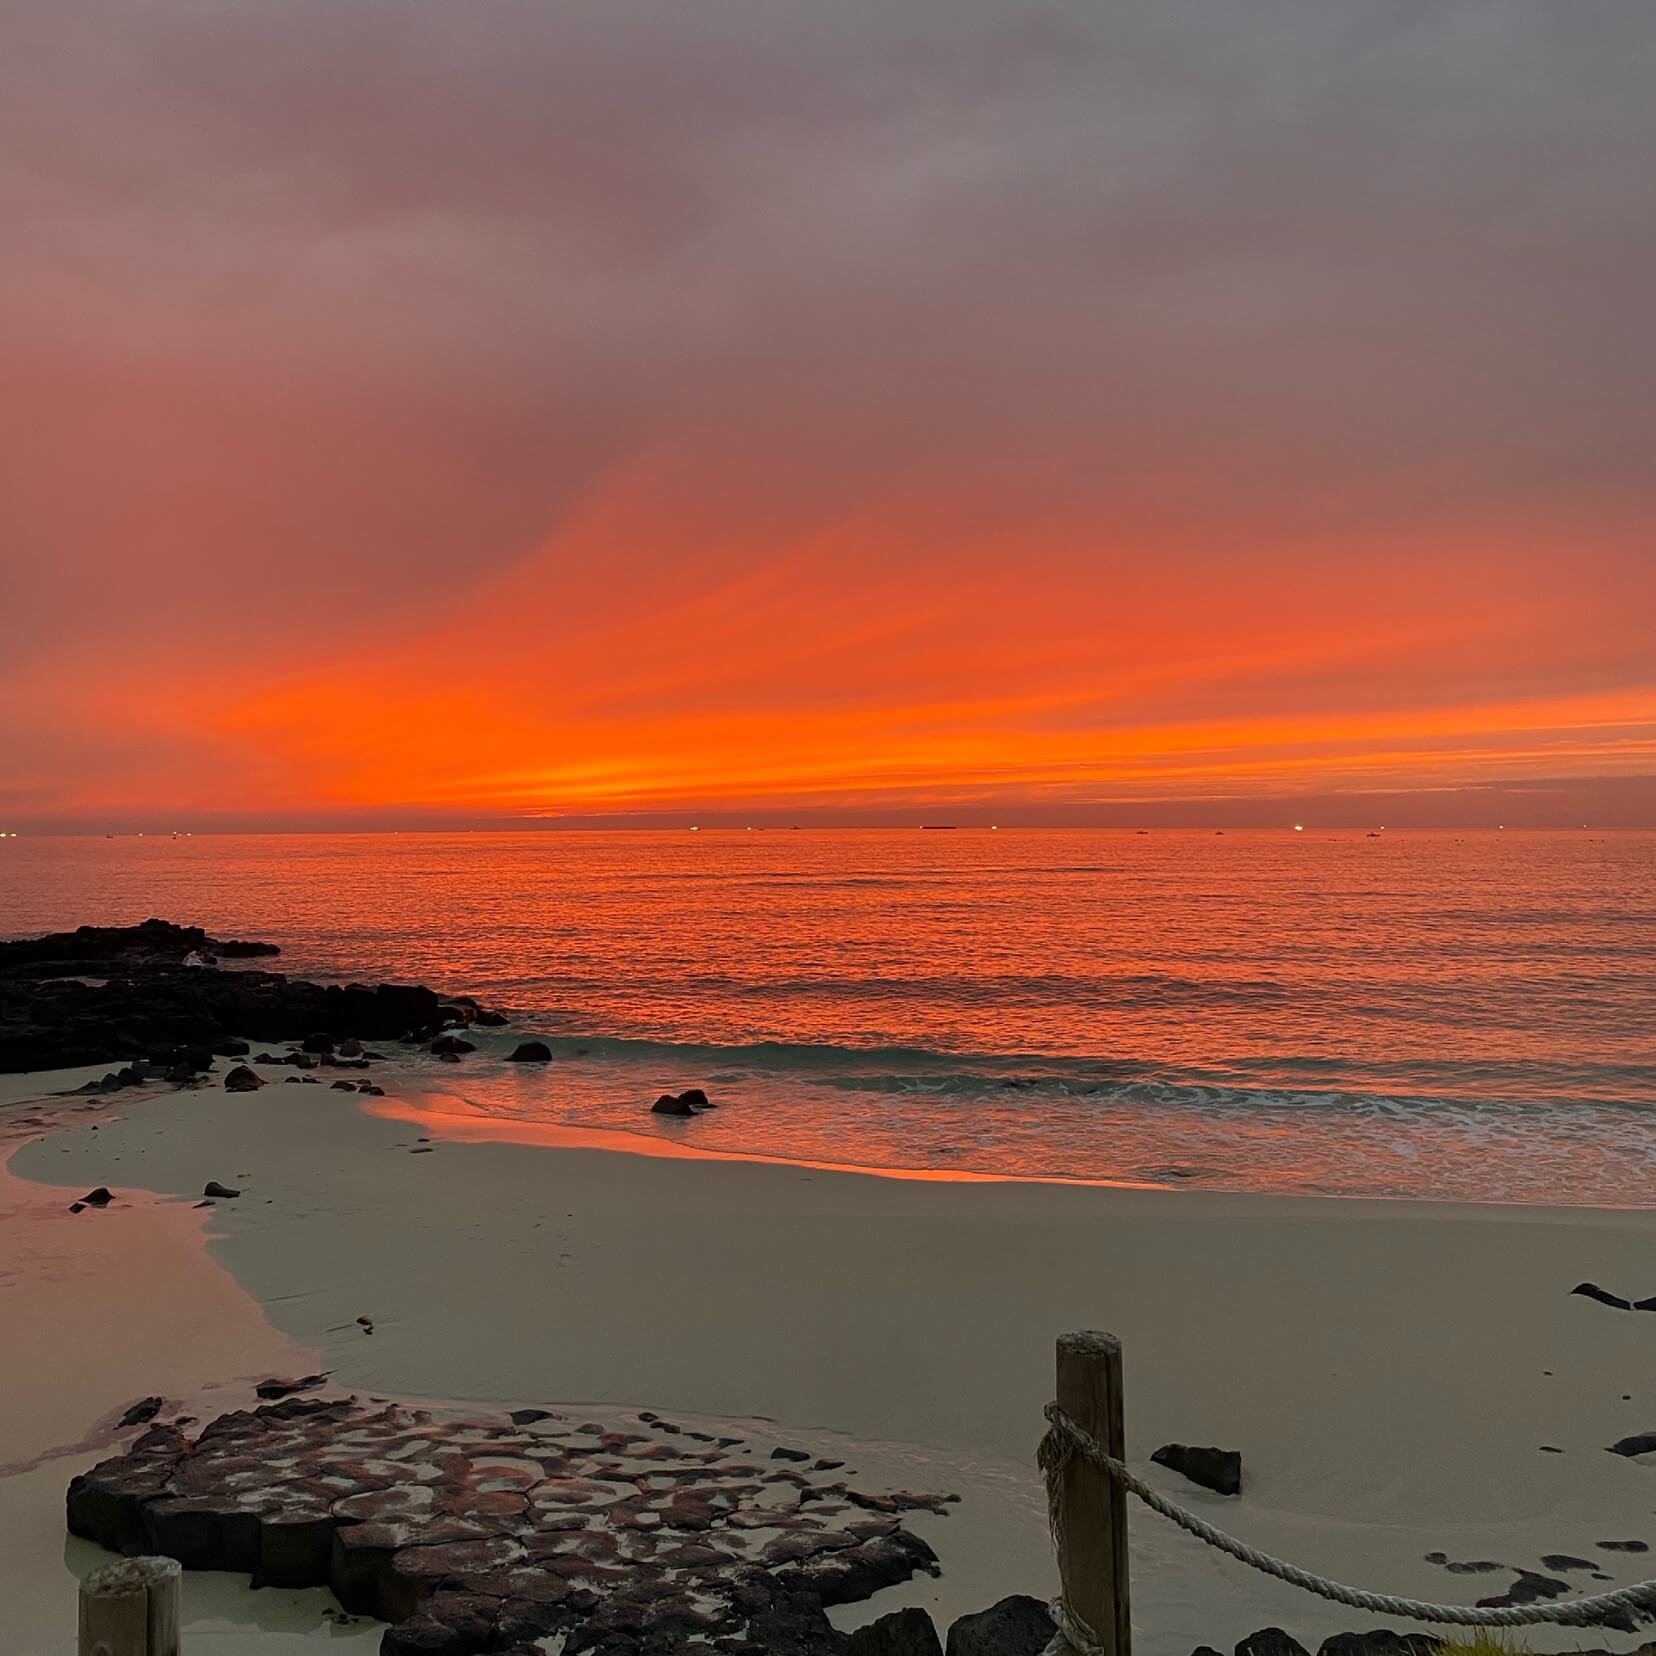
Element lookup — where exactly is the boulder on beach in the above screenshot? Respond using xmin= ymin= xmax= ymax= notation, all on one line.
xmin=1236 ymin=1631 xmax=1310 ymax=1656
xmin=945 ymin=1596 xmax=1056 ymax=1656
xmin=506 ymin=1040 xmax=552 ymax=1063
xmin=430 ymin=1035 xmax=475 ymax=1056
xmin=80 ymin=1187 xmax=114 ymax=1207
xmin=1152 ymin=1441 xmax=1242 ymax=1495
xmin=1317 ymin=1633 xmax=1443 ymax=1656
xmin=223 ymin=1065 xmax=264 ymax=1092
xmin=850 ymin=1607 xmax=943 ymax=1656
xmin=203 ymin=1181 xmax=240 ymax=1199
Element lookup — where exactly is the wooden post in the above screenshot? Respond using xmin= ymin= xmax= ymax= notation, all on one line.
xmin=78 ymin=1556 xmax=181 ymax=1656
xmin=1055 ymin=1330 xmax=1130 ymax=1656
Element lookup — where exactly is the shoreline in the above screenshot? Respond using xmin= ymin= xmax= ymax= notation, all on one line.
xmin=7 ymin=1061 xmax=1656 ymax=1653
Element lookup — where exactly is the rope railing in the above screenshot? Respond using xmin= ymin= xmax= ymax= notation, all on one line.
xmin=1037 ymin=1332 xmax=1656 ymax=1656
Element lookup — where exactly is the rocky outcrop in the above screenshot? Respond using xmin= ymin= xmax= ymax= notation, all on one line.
xmin=0 ymin=919 xmax=495 ymax=1073
xmin=67 ymin=1396 xmax=947 ymax=1655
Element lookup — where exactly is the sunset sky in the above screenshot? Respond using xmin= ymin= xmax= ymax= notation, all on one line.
xmin=3 ymin=1 xmax=1653 ymax=830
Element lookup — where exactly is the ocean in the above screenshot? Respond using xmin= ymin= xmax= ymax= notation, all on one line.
xmin=4 ymin=828 xmax=1653 ymax=1206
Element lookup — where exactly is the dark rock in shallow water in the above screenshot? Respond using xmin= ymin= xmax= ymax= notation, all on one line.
xmin=1541 ymin=1554 xmax=1597 ymax=1572
xmin=850 ymin=1607 xmax=944 ymax=1656
xmin=1152 ymin=1442 xmax=1242 ymax=1496
xmin=1235 ymin=1632 xmax=1310 ymax=1656
xmin=301 ymin=1033 xmax=335 ymax=1054
xmin=118 ymin=1397 xmax=164 ymax=1427
xmin=202 ymin=1181 xmax=240 ymax=1199
xmin=1573 ymin=1282 xmax=1633 ymax=1310
xmin=946 ymin=1596 xmax=1058 ymax=1656
xmin=1609 ymin=1433 xmax=1656 ymax=1458
xmin=506 ymin=1041 xmax=552 ymax=1063
xmin=475 ymin=1010 xmax=509 ymax=1027
xmin=223 ymin=1065 xmax=264 ymax=1092
xmin=1599 ymin=1540 xmax=1650 ymax=1553
xmin=678 ymin=1086 xmax=711 ymax=1107
xmin=652 ymin=1092 xmax=697 ymax=1116
xmin=430 ymin=1034 xmax=475 ymax=1056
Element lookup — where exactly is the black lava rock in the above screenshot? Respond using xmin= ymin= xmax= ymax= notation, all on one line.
xmin=850 ymin=1608 xmax=944 ymax=1656
xmin=1572 ymin=1282 xmax=1633 ymax=1310
xmin=506 ymin=1041 xmax=553 ymax=1063
xmin=1317 ymin=1633 xmax=1442 ymax=1656
xmin=1236 ymin=1631 xmax=1309 ymax=1656
xmin=1152 ymin=1442 xmax=1242 ymax=1496
xmin=946 ymin=1597 xmax=1058 ymax=1656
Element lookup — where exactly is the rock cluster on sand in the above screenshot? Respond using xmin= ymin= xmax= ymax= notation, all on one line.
xmin=68 ymin=1395 xmax=950 ymax=1655
xmin=0 ymin=919 xmax=496 ymax=1073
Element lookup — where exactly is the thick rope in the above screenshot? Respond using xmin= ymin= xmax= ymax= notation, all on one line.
xmin=1039 ymin=1403 xmax=1656 ymax=1650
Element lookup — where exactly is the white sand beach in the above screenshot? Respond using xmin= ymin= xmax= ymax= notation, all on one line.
xmin=5 ymin=1065 xmax=1656 ymax=1656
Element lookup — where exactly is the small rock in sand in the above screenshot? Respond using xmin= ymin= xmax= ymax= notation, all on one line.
xmin=79 ymin=1187 xmax=114 ymax=1207
xmin=771 ymin=1447 xmax=812 ymax=1463
xmin=203 ymin=1181 xmax=240 ymax=1199
xmin=223 ymin=1065 xmax=264 ymax=1092
xmin=1152 ymin=1442 xmax=1242 ymax=1496
xmin=1476 ymin=1569 xmax=1569 ymax=1607
xmin=1608 ymin=1432 xmax=1656 ymax=1458
xmin=1571 ymin=1282 xmax=1632 ymax=1310
xmin=254 ymin=1374 xmax=327 ymax=1399
xmin=1540 ymin=1554 xmax=1596 ymax=1572
xmin=118 ymin=1396 xmax=164 ymax=1427
xmin=1598 ymin=1540 xmax=1650 ymax=1553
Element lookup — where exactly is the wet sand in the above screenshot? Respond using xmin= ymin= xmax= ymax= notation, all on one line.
xmin=6 ymin=1066 xmax=1656 ymax=1654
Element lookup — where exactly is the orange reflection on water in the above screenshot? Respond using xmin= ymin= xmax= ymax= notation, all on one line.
xmin=361 ymin=1089 xmax=1164 ymax=1192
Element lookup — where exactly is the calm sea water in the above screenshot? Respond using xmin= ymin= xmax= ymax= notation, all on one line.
xmin=4 ymin=830 xmax=1654 ymax=1205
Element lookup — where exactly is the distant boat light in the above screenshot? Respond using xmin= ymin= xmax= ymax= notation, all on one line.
xmin=1293 ymin=824 xmax=1304 ymax=832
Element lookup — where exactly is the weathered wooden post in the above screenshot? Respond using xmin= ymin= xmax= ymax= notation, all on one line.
xmin=78 ymin=1555 xmax=181 ymax=1656
xmin=1055 ymin=1330 xmax=1130 ymax=1656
